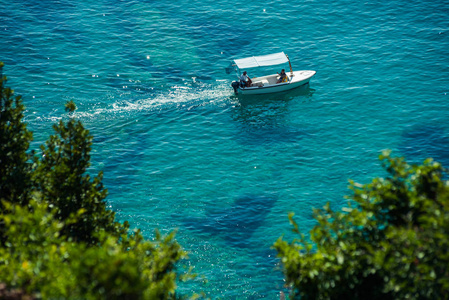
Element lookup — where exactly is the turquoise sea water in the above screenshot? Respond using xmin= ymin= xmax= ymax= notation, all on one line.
xmin=1 ymin=0 xmax=449 ymax=298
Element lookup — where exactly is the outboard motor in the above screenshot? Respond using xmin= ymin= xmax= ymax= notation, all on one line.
xmin=231 ymin=81 xmax=240 ymax=94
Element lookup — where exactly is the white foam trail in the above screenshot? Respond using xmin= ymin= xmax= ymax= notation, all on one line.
xmin=74 ymin=81 xmax=233 ymax=120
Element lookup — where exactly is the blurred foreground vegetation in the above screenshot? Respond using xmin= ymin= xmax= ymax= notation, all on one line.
xmin=275 ymin=151 xmax=449 ymax=299
xmin=0 ymin=62 xmax=194 ymax=299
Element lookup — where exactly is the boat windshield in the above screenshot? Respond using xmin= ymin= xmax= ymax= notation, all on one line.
xmin=233 ymin=52 xmax=289 ymax=69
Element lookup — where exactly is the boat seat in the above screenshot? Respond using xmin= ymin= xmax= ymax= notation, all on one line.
xmin=251 ymin=80 xmax=266 ymax=87
xmin=266 ymin=77 xmax=278 ymax=85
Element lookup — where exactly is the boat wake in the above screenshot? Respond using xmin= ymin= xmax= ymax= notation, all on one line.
xmin=56 ymin=80 xmax=235 ymax=122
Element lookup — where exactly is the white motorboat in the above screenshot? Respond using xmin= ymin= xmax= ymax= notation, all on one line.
xmin=228 ymin=52 xmax=316 ymax=95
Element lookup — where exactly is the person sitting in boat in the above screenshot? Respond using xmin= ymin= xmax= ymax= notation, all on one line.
xmin=240 ymin=71 xmax=252 ymax=88
xmin=277 ymin=69 xmax=288 ymax=83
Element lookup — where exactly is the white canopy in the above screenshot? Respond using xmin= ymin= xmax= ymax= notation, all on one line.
xmin=233 ymin=52 xmax=289 ymax=69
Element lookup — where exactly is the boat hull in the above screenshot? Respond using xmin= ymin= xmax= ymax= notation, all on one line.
xmin=238 ymin=70 xmax=316 ymax=95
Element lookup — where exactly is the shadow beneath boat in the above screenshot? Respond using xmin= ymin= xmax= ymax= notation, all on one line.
xmin=234 ymin=83 xmax=315 ymax=105
xmin=229 ymin=85 xmax=314 ymax=146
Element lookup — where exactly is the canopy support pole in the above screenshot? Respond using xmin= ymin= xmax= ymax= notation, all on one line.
xmin=286 ymin=54 xmax=294 ymax=77
xmin=234 ymin=64 xmax=240 ymax=79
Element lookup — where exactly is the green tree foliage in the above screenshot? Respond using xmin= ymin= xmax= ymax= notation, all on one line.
xmin=274 ymin=151 xmax=449 ymax=300
xmin=0 ymin=62 xmax=194 ymax=299
xmin=32 ymin=100 xmax=118 ymax=243
xmin=0 ymin=200 xmax=188 ymax=299
xmin=0 ymin=61 xmax=33 ymax=206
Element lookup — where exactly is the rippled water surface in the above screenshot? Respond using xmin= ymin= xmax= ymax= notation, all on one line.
xmin=2 ymin=0 xmax=449 ymax=298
